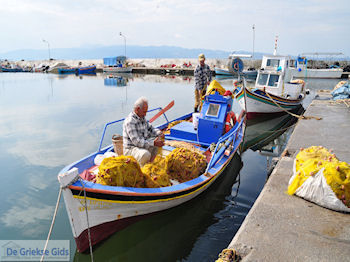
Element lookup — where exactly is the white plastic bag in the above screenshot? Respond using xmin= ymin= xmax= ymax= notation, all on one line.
xmin=289 ymin=160 xmax=350 ymax=213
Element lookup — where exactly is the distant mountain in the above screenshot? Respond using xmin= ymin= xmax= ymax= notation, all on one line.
xmin=0 ymin=45 xmax=266 ymax=61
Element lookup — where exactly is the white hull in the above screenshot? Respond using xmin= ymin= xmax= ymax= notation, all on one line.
xmin=61 ymin=170 xmax=220 ymax=239
xmin=290 ymin=68 xmax=343 ymax=79
xmin=103 ymin=67 xmax=133 ymax=73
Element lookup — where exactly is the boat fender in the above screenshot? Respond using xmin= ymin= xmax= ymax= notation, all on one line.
xmin=225 ymin=111 xmax=236 ymax=133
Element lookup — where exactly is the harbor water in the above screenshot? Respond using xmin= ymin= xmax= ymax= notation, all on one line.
xmin=0 ymin=72 xmax=341 ymax=261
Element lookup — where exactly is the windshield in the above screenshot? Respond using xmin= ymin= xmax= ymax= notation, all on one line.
xmin=266 ymin=59 xmax=280 ymax=68
xmin=257 ymin=73 xmax=268 ymax=85
xmin=268 ymin=74 xmax=280 ymax=87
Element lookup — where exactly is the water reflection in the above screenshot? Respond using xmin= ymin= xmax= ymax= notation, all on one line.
xmin=0 ymin=72 xmax=340 ymax=261
xmin=74 ymin=154 xmax=243 ymax=262
xmin=104 ymin=73 xmax=133 ymax=87
xmin=242 ymin=106 xmax=304 ymax=175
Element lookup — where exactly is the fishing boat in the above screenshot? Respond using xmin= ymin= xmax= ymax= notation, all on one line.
xmin=215 ymin=67 xmax=258 ymax=80
xmin=215 ymin=53 xmax=258 ymax=80
xmin=58 ymin=67 xmax=77 ymax=74
xmin=58 ymin=82 xmax=246 ymax=252
xmin=103 ymin=56 xmax=133 ymax=73
xmin=233 ymin=54 xmax=306 ymax=118
xmin=1 ymin=66 xmax=24 ymax=72
xmin=290 ymin=53 xmax=344 ymax=79
xmin=77 ymin=65 xmax=96 ymax=74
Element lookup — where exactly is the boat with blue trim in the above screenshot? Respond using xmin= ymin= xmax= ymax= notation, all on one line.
xmin=77 ymin=65 xmax=96 ymax=74
xmin=58 ymin=81 xmax=246 ymax=252
xmin=233 ymin=54 xmax=306 ymax=118
xmin=58 ymin=67 xmax=76 ymax=74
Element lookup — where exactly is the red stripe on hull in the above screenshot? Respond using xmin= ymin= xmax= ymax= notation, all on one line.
xmin=75 ymin=213 xmax=152 ymax=252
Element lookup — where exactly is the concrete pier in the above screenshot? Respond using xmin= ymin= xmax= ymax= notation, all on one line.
xmin=227 ymin=94 xmax=350 ymax=261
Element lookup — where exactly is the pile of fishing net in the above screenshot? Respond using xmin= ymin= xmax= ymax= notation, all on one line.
xmin=96 ymin=147 xmax=207 ymax=187
xmin=287 ymin=146 xmax=350 ymax=212
xmin=165 ymin=147 xmax=207 ymax=183
xmin=96 ymin=155 xmax=156 ymax=188
xmin=206 ymin=80 xmax=226 ymax=96
xmin=141 ymin=155 xmax=171 ymax=187
xmin=165 ymin=140 xmax=202 ymax=154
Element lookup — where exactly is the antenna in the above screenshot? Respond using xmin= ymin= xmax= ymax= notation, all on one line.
xmin=273 ymin=35 xmax=278 ymax=56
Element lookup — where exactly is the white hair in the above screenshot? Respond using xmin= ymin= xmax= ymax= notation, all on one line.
xmin=134 ymin=96 xmax=148 ymax=110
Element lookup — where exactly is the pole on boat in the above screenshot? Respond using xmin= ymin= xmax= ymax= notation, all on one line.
xmin=119 ymin=32 xmax=126 ymax=58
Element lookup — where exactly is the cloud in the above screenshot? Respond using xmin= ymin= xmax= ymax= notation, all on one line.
xmin=0 ymin=0 xmax=349 ymax=55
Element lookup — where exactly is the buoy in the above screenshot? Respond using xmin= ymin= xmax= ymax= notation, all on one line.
xmin=225 ymin=111 xmax=236 ymax=133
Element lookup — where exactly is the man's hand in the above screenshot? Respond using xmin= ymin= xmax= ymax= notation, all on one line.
xmin=154 ymin=136 xmax=165 ymax=147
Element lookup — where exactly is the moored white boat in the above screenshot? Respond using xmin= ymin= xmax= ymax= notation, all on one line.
xmin=103 ymin=55 xmax=133 ymax=73
xmin=290 ymin=55 xmax=343 ymax=79
xmin=233 ymin=54 xmax=306 ymax=118
xmin=58 ymin=84 xmax=246 ymax=252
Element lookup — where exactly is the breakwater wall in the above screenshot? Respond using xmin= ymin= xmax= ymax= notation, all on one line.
xmin=3 ymin=58 xmax=350 ymax=76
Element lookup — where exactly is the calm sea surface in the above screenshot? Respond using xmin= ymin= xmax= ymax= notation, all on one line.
xmin=0 ymin=72 xmax=340 ymax=261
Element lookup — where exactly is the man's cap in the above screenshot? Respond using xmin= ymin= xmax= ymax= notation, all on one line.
xmin=198 ymin=53 xmax=205 ymax=61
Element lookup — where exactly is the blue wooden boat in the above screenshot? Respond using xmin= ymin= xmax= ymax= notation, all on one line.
xmin=58 ymin=67 xmax=76 ymax=74
xmin=77 ymin=65 xmax=96 ymax=74
xmin=1 ymin=66 xmax=24 ymax=72
xmin=58 ymin=85 xmax=246 ymax=252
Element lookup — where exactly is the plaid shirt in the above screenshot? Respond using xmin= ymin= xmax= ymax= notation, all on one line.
xmin=123 ymin=111 xmax=161 ymax=150
xmin=194 ymin=64 xmax=212 ymax=90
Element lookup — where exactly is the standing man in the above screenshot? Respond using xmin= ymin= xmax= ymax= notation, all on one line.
xmin=194 ymin=53 xmax=212 ymax=112
xmin=123 ymin=97 xmax=165 ymax=166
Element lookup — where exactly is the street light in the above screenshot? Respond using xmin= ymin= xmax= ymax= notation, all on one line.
xmin=42 ymin=39 xmax=51 ymax=60
xmin=252 ymin=24 xmax=255 ymax=59
xmin=119 ymin=32 xmax=126 ymax=57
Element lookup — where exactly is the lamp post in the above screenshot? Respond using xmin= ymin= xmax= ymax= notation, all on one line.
xmin=119 ymin=32 xmax=126 ymax=57
xmin=252 ymin=24 xmax=255 ymax=59
xmin=42 ymin=39 xmax=51 ymax=60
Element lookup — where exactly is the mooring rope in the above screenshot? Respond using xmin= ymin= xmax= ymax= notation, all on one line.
xmin=81 ymin=178 xmax=94 ymax=262
xmin=264 ymin=91 xmax=322 ymax=120
xmin=40 ymin=187 xmax=62 ymax=262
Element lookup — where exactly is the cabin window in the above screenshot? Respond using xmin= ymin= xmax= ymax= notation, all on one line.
xmin=266 ymin=59 xmax=280 ymax=68
xmin=268 ymin=74 xmax=280 ymax=87
xmin=257 ymin=73 xmax=268 ymax=86
xmin=206 ymin=103 xmax=220 ymax=117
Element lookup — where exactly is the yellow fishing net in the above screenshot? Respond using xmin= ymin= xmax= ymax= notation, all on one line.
xmin=96 ymin=156 xmax=146 ymax=187
xmin=206 ymin=80 xmax=226 ymax=96
xmin=288 ymin=146 xmax=350 ymax=207
xmin=96 ymin=147 xmax=208 ymax=187
xmin=165 ymin=147 xmax=207 ymax=183
xmin=142 ymin=155 xmax=171 ymax=187
xmin=165 ymin=140 xmax=202 ymax=154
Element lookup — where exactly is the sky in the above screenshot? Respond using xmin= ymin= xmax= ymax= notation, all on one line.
xmin=0 ymin=0 xmax=349 ymax=56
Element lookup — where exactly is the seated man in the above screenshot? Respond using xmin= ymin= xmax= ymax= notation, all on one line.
xmin=123 ymin=97 xmax=165 ymax=166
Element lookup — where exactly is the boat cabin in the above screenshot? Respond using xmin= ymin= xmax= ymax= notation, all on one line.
xmin=103 ymin=56 xmax=127 ymax=67
xmin=255 ymin=55 xmax=302 ymax=98
xmin=295 ymin=56 xmax=308 ymax=71
xmin=165 ymin=92 xmax=233 ymax=146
